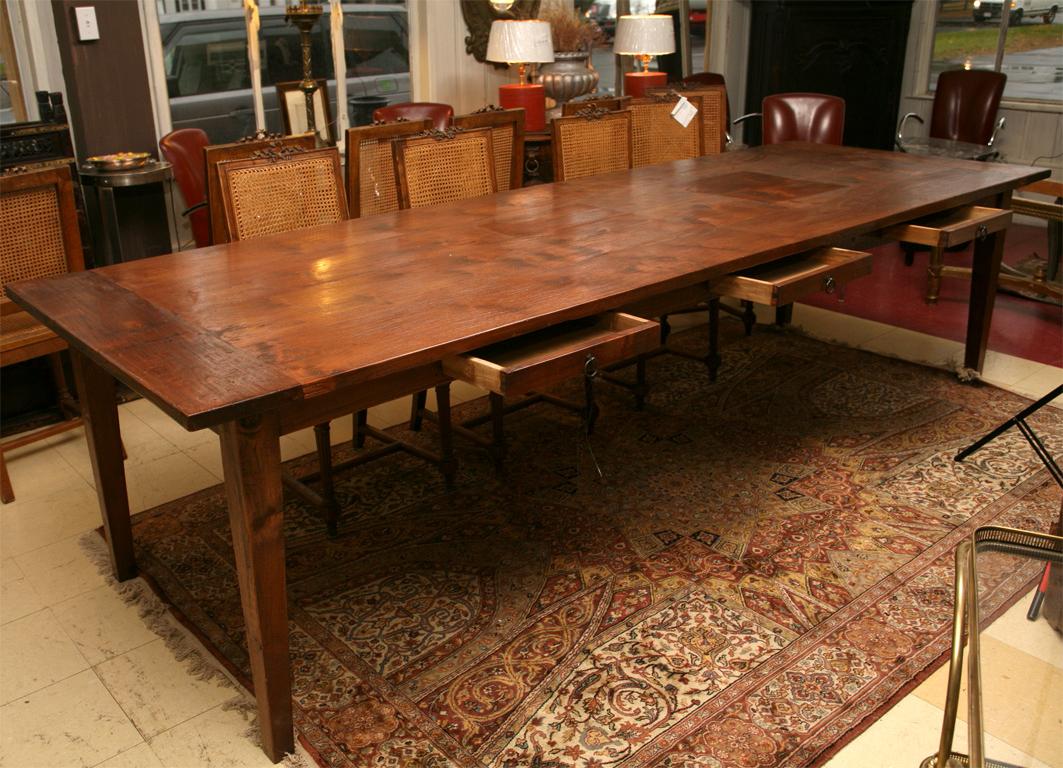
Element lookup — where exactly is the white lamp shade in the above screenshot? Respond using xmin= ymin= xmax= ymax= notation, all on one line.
xmin=613 ymin=15 xmax=675 ymax=56
xmin=486 ymin=20 xmax=555 ymax=64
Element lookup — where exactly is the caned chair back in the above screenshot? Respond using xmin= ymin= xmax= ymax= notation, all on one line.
xmin=453 ymin=108 xmax=525 ymax=191
xmin=205 ymin=133 xmax=316 ymax=244
xmin=344 ymin=119 xmax=431 ymax=218
xmin=550 ymin=109 xmax=633 ymax=182
xmin=218 ymin=147 xmax=348 ymax=242
xmin=393 ymin=128 xmax=497 ymax=210
xmin=0 ymin=165 xmax=84 ymax=314
xmin=561 ymin=95 xmax=631 ymax=116
xmin=628 ymin=95 xmax=704 ymax=167
xmin=649 ymin=84 xmax=728 ymax=153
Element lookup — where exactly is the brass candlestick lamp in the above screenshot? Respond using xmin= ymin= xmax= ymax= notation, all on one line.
xmin=285 ymin=0 xmax=323 ymax=137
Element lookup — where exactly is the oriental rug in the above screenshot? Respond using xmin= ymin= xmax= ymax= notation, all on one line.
xmin=125 ymin=326 xmax=1062 ymax=768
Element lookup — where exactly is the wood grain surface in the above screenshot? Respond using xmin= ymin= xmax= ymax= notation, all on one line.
xmin=8 ymin=143 xmax=1047 ymax=430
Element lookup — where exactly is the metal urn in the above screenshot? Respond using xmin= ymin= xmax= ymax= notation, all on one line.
xmin=537 ymin=51 xmax=599 ymax=114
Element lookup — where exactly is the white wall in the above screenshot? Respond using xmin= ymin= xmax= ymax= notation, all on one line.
xmin=898 ymin=0 xmax=1062 ymax=178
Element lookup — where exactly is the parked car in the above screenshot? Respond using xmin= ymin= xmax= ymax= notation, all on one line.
xmin=971 ymin=0 xmax=1058 ymax=24
xmin=160 ymin=3 xmax=410 ymax=144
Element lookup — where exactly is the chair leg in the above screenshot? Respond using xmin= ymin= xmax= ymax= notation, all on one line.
xmin=927 ymin=245 xmax=944 ymax=304
xmin=353 ymin=410 xmax=367 ymax=449
xmin=409 ymin=390 xmax=428 ymax=431
xmin=903 ymin=242 xmax=916 ymax=267
xmin=708 ymin=297 xmax=721 ymax=383
xmin=660 ymin=314 xmax=672 ymax=344
xmin=775 ymin=304 xmax=793 ymax=326
xmin=313 ymin=423 xmax=339 ymax=537
xmin=434 ymin=384 xmax=457 ymax=489
xmin=0 ymin=451 xmax=13 ymax=504
xmin=741 ymin=300 xmax=756 ymax=336
xmin=489 ymin=393 xmax=507 ymax=474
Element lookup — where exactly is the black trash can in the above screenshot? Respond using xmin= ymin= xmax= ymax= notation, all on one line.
xmin=348 ymin=95 xmax=390 ymax=127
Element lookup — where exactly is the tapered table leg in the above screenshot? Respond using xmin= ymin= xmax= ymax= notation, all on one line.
xmin=965 ymin=191 xmax=1011 ymax=373
xmin=71 ymin=351 xmax=135 ymax=581
xmin=219 ymin=412 xmax=293 ymax=763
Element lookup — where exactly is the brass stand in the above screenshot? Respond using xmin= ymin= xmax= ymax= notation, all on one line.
xmin=921 ymin=526 xmax=1062 ymax=768
xmin=285 ymin=1 xmax=322 ymax=137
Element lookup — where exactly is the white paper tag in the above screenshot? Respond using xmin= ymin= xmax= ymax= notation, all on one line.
xmin=671 ymin=96 xmax=697 ymax=128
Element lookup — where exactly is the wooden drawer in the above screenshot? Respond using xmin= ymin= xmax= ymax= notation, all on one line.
xmin=879 ymin=205 xmax=1011 ymax=248
xmin=443 ymin=312 xmax=659 ymax=397
xmin=710 ymin=246 xmax=872 ymax=307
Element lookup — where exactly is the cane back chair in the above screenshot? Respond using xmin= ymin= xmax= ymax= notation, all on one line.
xmin=560 ymin=94 xmax=631 ymax=117
xmin=0 ymin=165 xmax=86 ymax=503
xmin=217 ymin=146 xmax=455 ymax=533
xmin=627 ymin=94 xmax=704 ymax=167
xmin=453 ymin=107 xmax=525 ymax=191
xmin=392 ymin=127 xmax=498 ymax=210
xmin=205 ymin=132 xmax=316 ymax=244
xmin=345 ymin=119 xmax=431 ymax=218
xmin=648 ymin=83 xmax=728 ymax=153
xmin=550 ymin=108 xmax=633 ymax=182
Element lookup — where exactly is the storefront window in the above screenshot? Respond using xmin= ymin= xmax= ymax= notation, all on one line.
xmin=929 ymin=0 xmax=1063 ymax=104
xmin=156 ymin=0 xmax=410 ymax=143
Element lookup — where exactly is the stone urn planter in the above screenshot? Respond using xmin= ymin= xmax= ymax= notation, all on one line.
xmin=537 ymin=51 xmax=599 ymax=116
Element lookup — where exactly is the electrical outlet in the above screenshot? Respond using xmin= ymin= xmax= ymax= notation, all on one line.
xmin=75 ymin=7 xmax=100 ymax=42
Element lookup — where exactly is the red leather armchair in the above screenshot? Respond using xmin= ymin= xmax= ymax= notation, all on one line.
xmin=159 ymin=128 xmax=210 ymax=248
xmin=733 ymin=93 xmax=845 ymax=146
xmin=372 ymin=102 xmax=454 ymax=130
xmin=897 ymin=69 xmax=1007 ymax=148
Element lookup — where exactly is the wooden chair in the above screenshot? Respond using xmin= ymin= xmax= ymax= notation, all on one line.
xmin=204 ymin=132 xmax=316 ymax=244
xmin=0 ymin=166 xmax=86 ymax=503
xmin=551 ymin=108 xmax=633 ymax=182
xmin=648 ymin=83 xmax=728 ymax=153
xmin=627 ymin=94 xmax=704 ymax=167
xmin=275 ymin=79 xmax=334 ymax=144
xmin=216 ymin=147 xmax=455 ymax=533
xmin=392 ymin=127 xmax=497 ymax=210
xmin=560 ymin=94 xmax=630 ymax=116
xmin=159 ymin=128 xmax=211 ymax=248
xmin=373 ymin=102 xmax=453 ymax=130
xmin=344 ymin=119 xmax=431 ymax=219
xmin=453 ymin=107 xmax=525 ymax=191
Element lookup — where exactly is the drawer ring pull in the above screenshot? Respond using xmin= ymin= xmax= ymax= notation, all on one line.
xmin=823 ymin=275 xmax=836 ymax=294
xmin=584 ymin=353 xmax=598 ymax=379
xmin=976 ymin=223 xmax=989 ymax=241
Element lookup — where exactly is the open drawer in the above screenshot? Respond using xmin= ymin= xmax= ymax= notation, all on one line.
xmin=709 ymin=246 xmax=872 ymax=307
xmin=443 ymin=312 xmax=659 ymax=397
xmin=879 ymin=205 xmax=1011 ymax=248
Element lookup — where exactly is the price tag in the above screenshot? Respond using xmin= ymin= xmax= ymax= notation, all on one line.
xmin=671 ymin=96 xmax=698 ymax=128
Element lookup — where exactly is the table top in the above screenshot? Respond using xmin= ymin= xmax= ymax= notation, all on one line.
xmin=10 ymin=142 xmax=1046 ymax=431
xmin=79 ymin=161 xmax=173 ymax=187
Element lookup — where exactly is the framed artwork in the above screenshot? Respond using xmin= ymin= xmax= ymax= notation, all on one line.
xmin=275 ymin=79 xmax=333 ymax=145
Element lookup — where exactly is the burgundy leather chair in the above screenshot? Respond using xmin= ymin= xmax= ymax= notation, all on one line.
xmin=372 ymin=102 xmax=454 ymax=130
xmin=159 ymin=128 xmax=210 ymax=248
xmin=762 ymin=93 xmax=845 ymax=145
xmin=897 ymin=69 xmax=1007 ymax=147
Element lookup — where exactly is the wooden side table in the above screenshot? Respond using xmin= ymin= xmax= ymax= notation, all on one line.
xmin=523 ymin=130 xmax=553 ymax=186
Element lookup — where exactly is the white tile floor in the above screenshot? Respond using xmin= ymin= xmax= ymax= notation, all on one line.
xmin=0 ymin=305 xmax=1060 ymax=768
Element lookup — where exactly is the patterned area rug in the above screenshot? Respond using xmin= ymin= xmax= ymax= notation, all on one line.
xmin=127 ymin=325 xmax=1062 ymax=767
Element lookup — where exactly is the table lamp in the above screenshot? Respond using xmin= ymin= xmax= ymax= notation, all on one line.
xmin=487 ymin=19 xmax=554 ymax=132
xmin=614 ymin=14 xmax=675 ymax=98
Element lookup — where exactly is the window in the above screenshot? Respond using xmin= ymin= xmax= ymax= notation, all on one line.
xmin=929 ymin=0 xmax=1063 ymax=105
xmin=155 ymin=0 xmax=410 ymax=143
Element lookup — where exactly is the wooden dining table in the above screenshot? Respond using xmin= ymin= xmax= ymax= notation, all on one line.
xmin=8 ymin=142 xmax=1047 ymax=762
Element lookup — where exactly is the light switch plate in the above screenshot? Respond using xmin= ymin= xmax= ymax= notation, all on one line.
xmin=75 ymin=7 xmax=100 ymax=41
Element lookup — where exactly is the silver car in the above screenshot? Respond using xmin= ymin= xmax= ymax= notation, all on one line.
xmin=160 ymin=3 xmax=411 ymax=143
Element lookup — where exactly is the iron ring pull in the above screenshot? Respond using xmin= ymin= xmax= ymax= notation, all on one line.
xmin=823 ymin=275 xmax=836 ymax=294
xmin=584 ymin=353 xmax=598 ymax=378
xmin=976 ymin=223 xmax=989 ymax=241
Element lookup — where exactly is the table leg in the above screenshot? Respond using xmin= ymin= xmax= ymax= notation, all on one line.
xmin=71 ymin=350 xmax=135 ymax=581
xmin=218 ymin=412 xmax=293 ymax=763
xmin=100 ymin=186 xmax=124 ymax=266
xmin=965 ymin=191 xmax=1011 ymax=373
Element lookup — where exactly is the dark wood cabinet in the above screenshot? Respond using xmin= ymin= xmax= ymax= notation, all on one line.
xmin=744 ymin=0 xmax=913 ymax=150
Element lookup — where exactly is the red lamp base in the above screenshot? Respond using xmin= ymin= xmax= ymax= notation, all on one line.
xmin=624 ymin=71 xmax=667 ymax=98
xmin=499 ymin=83 xmax=546 ymax=132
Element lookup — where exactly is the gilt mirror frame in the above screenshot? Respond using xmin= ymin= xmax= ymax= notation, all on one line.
xmin=460 ymin=0 xmax=543 ymax=67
